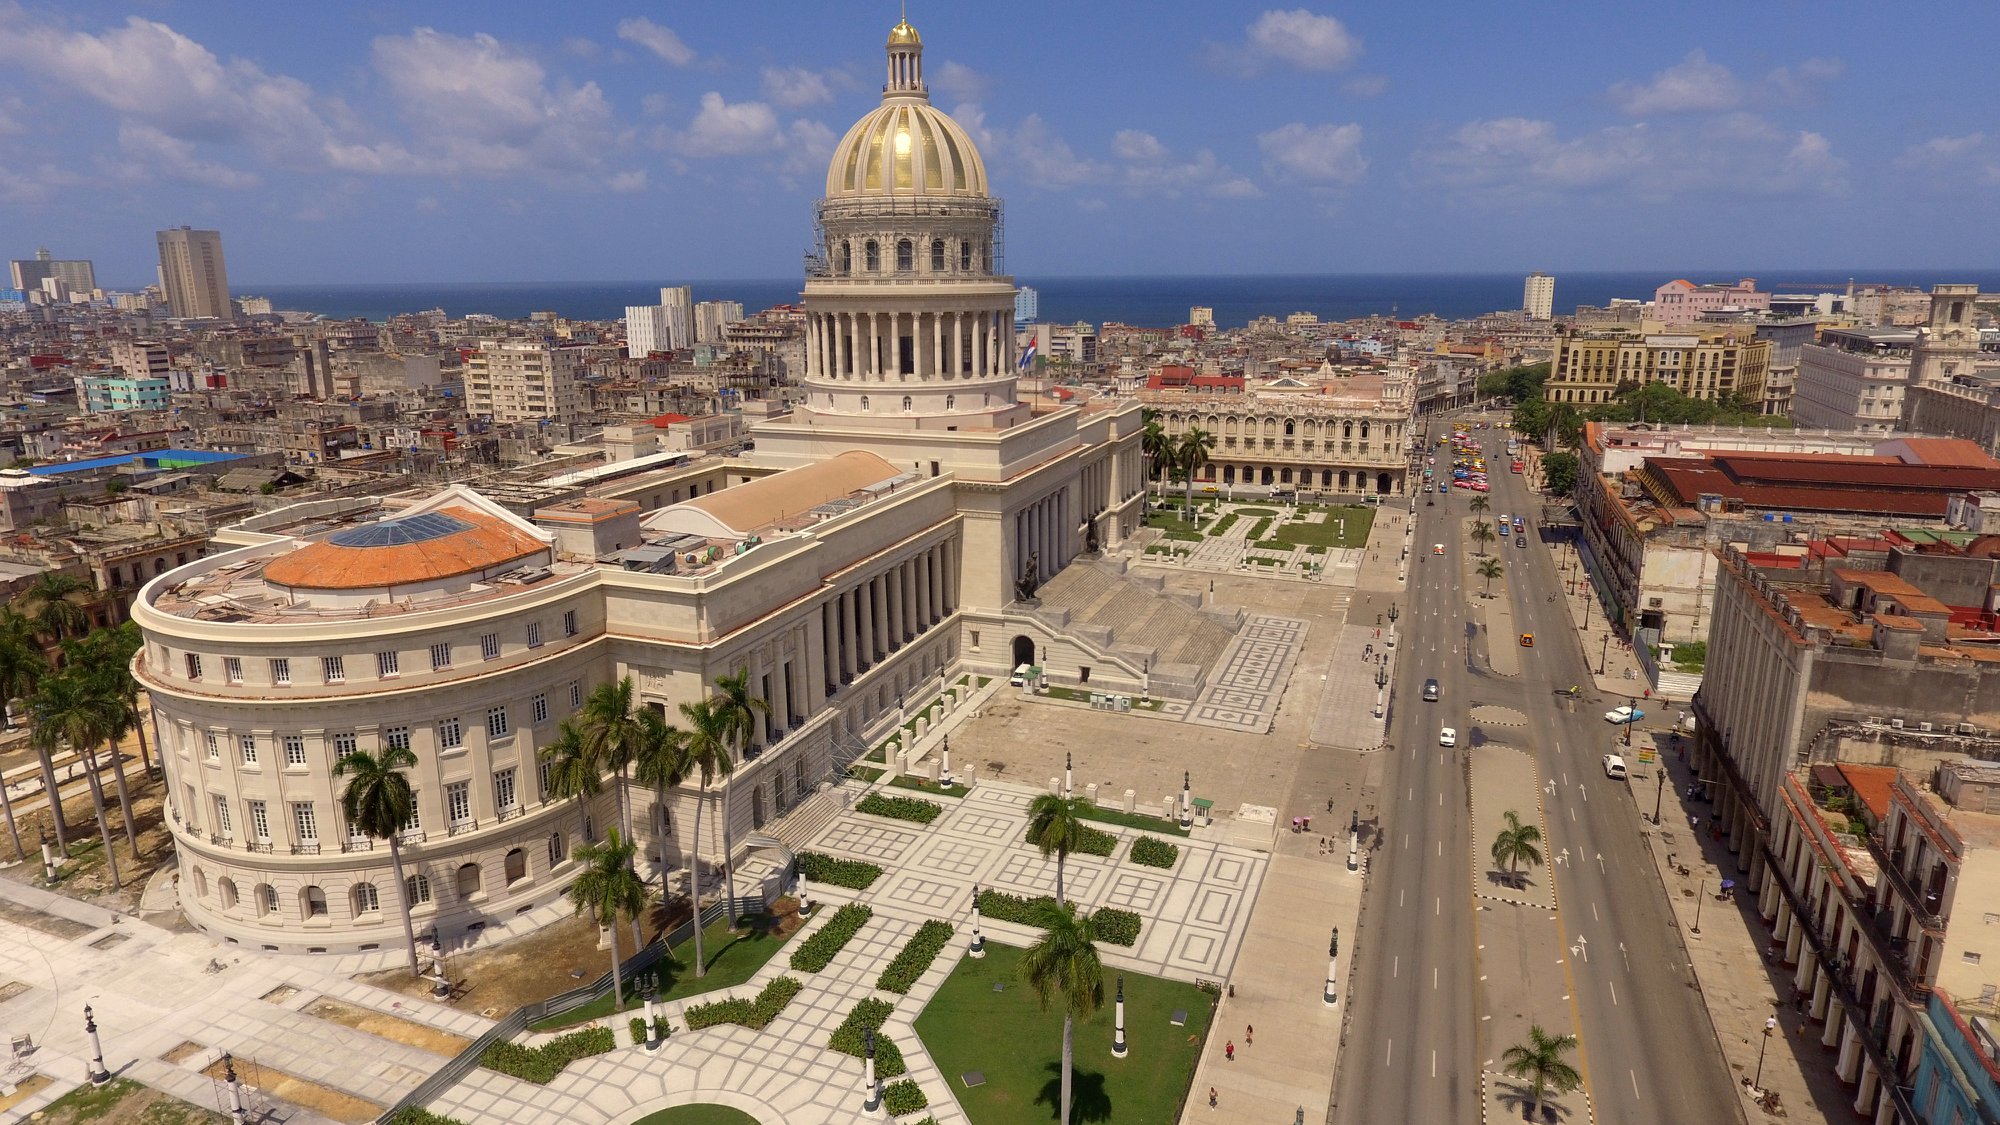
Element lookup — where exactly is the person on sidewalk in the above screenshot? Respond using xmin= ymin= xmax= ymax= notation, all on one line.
xmin=1246 ymin=1024 xmax=1254 ymax=1046
xmin=1225 ymin=1040 xmax=1235 ymax=1061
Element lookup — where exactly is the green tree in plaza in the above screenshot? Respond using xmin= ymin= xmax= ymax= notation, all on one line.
xmin=1176 ymin=427 xmax=1216 ymax=519
xmin=334 ymin=745 xmax=424 ymax=977
xmin=28 ymin=670 xmax=127 ymax=889
xmin=1140 ymin=414 xmax=1171 ymax=498
xmin=1539 ymin=451 xmax=1580 ymax=498
xmin=0 ymin=608 xmax=49 ymax=860
xmin=1501 ymin=1024 xmax=1583 ymax=1120
xmin=541 ymin=717 xmax=607 ymax=843
xmin=1470 ymin=520 xmax=1496 ymax=557
xmin=1468 ymin=494 xmax=1490 ymax=516
xmin=14 ymin=570 xmax=91 ymax=642
xmin=712 ymin=666 xmax=771 ymax=926
xmin=577 ymin=676 xmax=659 ymax=950
xmin=1019 ymin=903 xmax=1104 ymax=1125
xmin=675 ymin=695 xmax=737 ymax=977
xmin=566 ymin=828 xmax=651 ymax=1013
xmin=631 ymin=709 xmax=690 ymax=891
xmin=62 ymin=625 xmax=144 ymax=851
xmin=1490 ymin=809 xmax=1545 ymax=886
xmin=1477 ymin=557 xmax=1505 ymax=599
xmin=1027 ymin=793 xmax=1087 ymax=905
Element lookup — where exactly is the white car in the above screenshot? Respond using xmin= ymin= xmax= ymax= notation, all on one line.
xmin=1604 ymin=705 xmax=1644 ymax=724
xmin=1439 ymin=726 xmax=1458 ymax=747
xmin=1602 ymin=753 xmax=1629 ymax=780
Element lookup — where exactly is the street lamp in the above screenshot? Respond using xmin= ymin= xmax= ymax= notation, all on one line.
xmin=83 ymin=1004 xmax=109 ymax=1085
xmin=1375 ymin=665 xmax=1388 ymax=690
xmin=1599 ymin=633 xmax=1610 ymax=676
xmin=1691 ymin=879 xmax=1705 ymax=935
xmin=1753 ymin=1013 xmax=1778 ymax=1090
xmin=1387 ymin=602 xmax=1399 ymax=624
xmin=221 ymin=1052 xmax=247 ymax=1124
xmin=862 ymin=1026 xmax=881 ymax=1112
xmin=969 ymin=884 xmax=985 ymax=958
xmin=1112 ymin=975 xmax=1129 ymax=1058
xmin=1323 ymin=927 xmax=1340 ymax=1005
xmin=1652 ymin=767 xmax=1667 ymax=825
xmin=1623 ymin=697 xmax=1635 ymax=747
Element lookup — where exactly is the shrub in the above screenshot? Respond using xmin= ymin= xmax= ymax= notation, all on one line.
xmin=479 ymin=1027 xmax=615 ymax=1084
xmin=973 ymin=891 xmax=1141 ymax=947
xmin=877 ymin=920 xmax=954 ymax=994
xmin=882 ymin=1079 xmax=929 ymax=1116
xmin=1129 ymin=835 xmax=1180 ymax=869
xmin=1093 ymin=908 xmax=1142 ymax=947
xmin=682 ymin=976 xmax=803 ymax=1031
xmin=629 ymin=1016 xmax=648 ymax=1046
xmin=857 ymin=792 xmax=942 ymax=825
xmin=382 ymin=1111 xmax=470 ymax=1125
xmin=829 ymin=997 xmax=907 ymax=1078
xmin=790 ymin=903 xmax=873 ymax=972
xmin=1020 ymin=823 xmax=1114 ymax=856
xmin=797 ymin=851 xmax=883 ymax=890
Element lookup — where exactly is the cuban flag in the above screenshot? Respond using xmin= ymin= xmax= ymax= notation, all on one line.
xmin=1017 ymin=335 xmax=1037 ymax=372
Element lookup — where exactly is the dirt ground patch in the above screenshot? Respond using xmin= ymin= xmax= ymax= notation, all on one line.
xmin=357 ymin=897 xmax=692 ymax=1014
xmin=0 ymin=979 xmax=29 ymax=1002
xmin=160 ymin=1040 xmax=207 ymax=1065
xmin=306 ymin=998 xmax=473 ymax=1056
xmin=0 ymin=1072 xmax=53 ymax=1114
xmin=30 ymin=1075 xmax=228 ymax=1125
xmin=0 ymin=729 xmax=175 ymax=913
xmin=198 ymin=1056 xmax=381 ymax=1124
xmin=0 ymin=898 xmax=94 ymax=939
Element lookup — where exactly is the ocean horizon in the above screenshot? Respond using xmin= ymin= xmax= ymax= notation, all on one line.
xmin=237 ymin=269 xmax=2000 ymax=331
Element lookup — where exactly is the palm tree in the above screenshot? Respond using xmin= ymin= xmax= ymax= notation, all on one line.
xmin=1019 ymin=903 xmax=1104 ymax=1125
xmin=334 ymin=745 xmax=424 ymax=977
xmin=1139 ymin=416 xmax=1171 ymax=499
xmin=566 ymin=828 xmax=650 ymax=1013
xmin=1026 ymin=793 xmax=1087 ymax=905
xmin=577 ymin=677 xmax=655 ymax=950
xmin=1176 ymin=428 xmax=1216 ymax=518
xmin=1477 ymin=557 xmax=1505 ymax=599
xmin=1490 ymin=809 xmax=1545 ymax=886
xmin=0 ymin=609 xmax=49 ymax=861
xmin=1469 ymin=494 xmax=1490 ymax=516
xmin=63 ymin=629 xmax=140 ymax=852
xmin=27 ymin=671 xmax=125 ymax=889
xmin=630 ymin=709 xmax=689 ymax=889
xmin=1500 ymin=1024 xmax=1583 ymax=1120
xmin=1470 ymin=520 xmax=1496 ymax=557
xmin=675 ymin=696 xmax=737 ymax=977
xmin=16 ymin=570 xmax=91 ymax=642
xmin=712 ymin=667 xmax=770 ymax=926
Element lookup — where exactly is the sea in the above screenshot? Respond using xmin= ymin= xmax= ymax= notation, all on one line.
xmin=242 ymin=270 xmax=2000 ymax=330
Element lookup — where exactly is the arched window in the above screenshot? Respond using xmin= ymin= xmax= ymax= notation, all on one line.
xmin=865 ymin=240 xmax=880 ymax=271
xmin=456 ymin=862 xmax=482 ymax=899
xmin=896 ymin=239 xmax=914 ymax=271
xmin=959 ymin=241 xmax=972 ymax=271
xmin=1360 ymin=422 xmax=1370 ymax=440
xmin=860 ymin=395 xmax=870 ymax=411
xmin=255 ymin=883 xmax=278 ymax=917
xmin=405 ymin=873 xmax=432 ymax=905
xmin=191 ymin=866 xmax=208 ymax=899
xmin=504 ymin=848 xmax=527 ymax=884
xmin=945 ymin=394 xmax=955 ymax=410
xmin=548 ymin=831 xmax=567 ymax=868
xmin=218 ymin=877 xmax=238 ymax=911
xmin=931 ymin=238 xmax=946 ymax=272
xmin=836 ymin=243 xmax=851 ymax=275
xmin=1342 ymin=422 xmax=1353 ymax=439
xmin=352 ymin=882 xmax=380 ymax=914
xmin=1283 ymin=419 xmax=1296 ymax=436
xmin=902 ymin=395 xmax=913 ymax=411
xmin=301 ymin=886 xmax=328 ymax=918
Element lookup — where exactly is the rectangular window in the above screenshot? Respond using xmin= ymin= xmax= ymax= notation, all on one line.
xmin=260 ymin=884 xmax=278 ymax=914
xmin=401 ymin=799 xmax=421 ymax=833
xmin=445 ymin=781 xmax=471 ymax=826
xmin=526 ymin=621 xmax=542 ymax=648
xmin=531 ymin=693 xmax=549 ymax=724
xmin=385 ymin=725 xmax=410 ymax=752
xmin=184 ymin=652 xmax=202 ymax=680
xmin=480 ymin=633 xmax=500 ymax=660
xmin=569 ymin=679 xmax=582 ymax=708
xmin=269 ymin=658 xmax=290 ymax=686
xmin=322 ymin=656 xmax=345 ymax=683
xmin=538 ymin=758 xmax=554 ymax=800
xmin=376 ymin=650 xmax=399 ymax=677
xmin=238 ymin=735 xmax=258 ymax=765
xmin=282 ymin=736 xmax=306 ymax=767
xmin=212 ymin=794 xmax=232 ymax=836
xmin=292 ymin=802 xmax=317 ymax=842
xmin=248 ymin=799 xmax=270 ymax=841
xmin=486 ymin=706 xmax=509 ymax=740
xmin=204 ymin=731 xmax=220 ymax=760
xmin=494 ymin=768 xmax=517 ymax=813
xmin=223 ymin=656 xmax=243 ymax=683
xmin=438 ymin=717 xmax=463 ymax=751
xmin=429 ymin=642 xmax=451 ymax=671
xmin=563 ymin=609 xmax=578 ymax=637
xmin=332 ymin=731 xmax=357 ymax=758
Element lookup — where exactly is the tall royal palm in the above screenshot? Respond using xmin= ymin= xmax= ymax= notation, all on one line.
xmin=1477 ymin=557 xmax=1505 ymax=599
xmin=27 ymin=671 xmax=125 ymax=889
xmin=1026 ymin=793 xmax=1087 ymax=905
xmin=1177 ymin=428 xmax=1215 ymax=517
xmin=630 ymin=709 xmax=689 ymax=890
xmin=541 ymin=717 xmax=605 ymax=842
xmin=712 ymin=667 xmax=770 ymax=926
xmin=0 ymin=609 xmax=49 ymax=860
xmin=63 ymin=631 xmax=141 ymax=853
xmin=1500 ymin=1024 xmax=1583 ymax=1120
xmin=578 ymin=677 xmax=654 ymax=950
xmin=1139 ymin=415 xmax=1170 ymax=499
xmin=334 ymin=745 xmax=424 ymax=977
xmin=568 ymin=828 xmax=650 ymax=1012
xmin=675 ymin=696 xmax=736 ymax=977
xmin=16 ymin=570 xmax=90 ymax=643
xmin=1019 ymin=903 xmax=1105 ymax=1125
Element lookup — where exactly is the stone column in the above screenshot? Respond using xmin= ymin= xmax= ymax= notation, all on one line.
xmin=822 ymin=602 xmax=839 ymax=695
xmin=949 ymin=311 xmax=961 ymax=377
xmin=1852 ymin=1057 xmax=1879 ymax=1115
xmin=1835 ymin=1020 xmax=1862 ymax=1079
xmin=904 ymin=560 xmax=919 ymax=638
xmin=745 ymin=651 xmax=766 ymax=751
xmin=837 ymin=312 xmax=851 ymax=378
xmin=889 ymin=564 xmax=906 ymax=648
xmin=872 ymin=574 xmax=889 ymax=659
xmin=857 ymin=583 xmax=873 ymax=669
xmin=931 ymin=312 xmax=944 ymax=380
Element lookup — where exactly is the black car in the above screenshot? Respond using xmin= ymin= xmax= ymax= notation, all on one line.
xmin=1423 ymin=678 xmax=1440 ymax=701
xmin=1516 ymin=536 xmax=1526 ymax=548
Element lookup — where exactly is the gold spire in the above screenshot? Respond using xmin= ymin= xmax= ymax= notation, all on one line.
xmin=888 ymin=7 xmax=921 ymax=46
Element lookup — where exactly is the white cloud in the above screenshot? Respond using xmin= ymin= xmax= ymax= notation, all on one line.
xmin=615 ymin=17 xmax=696 ymax=67
xmin=1111 ymin=129 xmax=1259 ymax=199
xmin=1609 ymin=50 xmax=1742 ymax=116
xmin=371 ymin=28 xmax=615 ymax=177
xmin=562 ymin=38 xmax=600 ymax=59
xmin=1895 ymin=133 xmax=2000 ymax=186
xmin=1258 ymin=122 xmax=1366 ymax=184
xmin=1112 ymin=129 xmax=1168 ymax=162
xmin=608 ymin=169 xmax=648 ymax=192
xmin=1342 ymin=74 xmax=1389 ymax=99
xmin=1764 ymin=57 xmax=1845 ymax=107
xmin=1242 ymin=9 xmax=1361 ymax=72
xmin=116 ymin=122 xmax=260 ymax=188
xmin=678 ymin=92 xmax=782 ymax=157
xmin=641 ymin=92 xmax=672 ymax=117
xmin=930 ymin=60 xmax=988 ymax=102
xmin=1417 ymin=113 xmax=1845 ymax=198
xmin=762 ymin=66 xmax=836 ymax=109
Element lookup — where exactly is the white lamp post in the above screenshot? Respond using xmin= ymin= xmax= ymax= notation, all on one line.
xmin=1324 ymin=928 xmax=1340 ymax=1006
xmin=83 ymin=1004 xmax=109 ymax=1085
xmin=1112 ymin=975 xmax=1129 ymax=1058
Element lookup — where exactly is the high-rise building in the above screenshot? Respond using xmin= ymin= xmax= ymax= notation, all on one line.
xmin=1542 ymin=325 xmax=1770 ymax=406
xmin=1189 ymin=305 xmax=1216 ymax=330
xmin=465 ymin=339 xmax=586 ymax=423
xmin=10 ymin=247 xmax=96 ymax=294
xmin=660 ymin=285 xmax=694 ymax=351
xmin=626 ymin=304 xmax=671 ymax=358
xmin=1523 ymin=272 xmax=1554 ymax=320
xmin=1014 ymin=286 xmax=1039 ymax=327
xmin=694 ymin=300 xmax=744 ymax=345
xmin=155 ymin=227 xmax=231 ymax=319
xmin=110 ymin=339 xmax=171 ymax=380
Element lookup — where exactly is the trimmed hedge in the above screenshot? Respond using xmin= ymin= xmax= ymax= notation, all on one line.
xmin=829 ymin=997 xmax=906 ymax=1078
xmin=882 ymin=1079 xmax=929 ymax=1116
xmin=478 ymin=1027 xmax=615 ymax=1084
xmin=682 ymin=975 xmax=803 ymax=1031
xmin=856 ymin=792 xmax=943 ymax=825
xmin=1022 ymin=823 xmax=1116 ymax=857
xmin=797 ymin=851 xmax=883 ymax=890
xmin=790 ymin=903 xmax=873 ymax=972
xmin=877 ymin=920 xmax=954 ymax=994
xmin=1129 ymin=835 xmax=1180 ymax=869
xmin=382 ymin=1111 xmax=470 ymax=1125
xmin=975 ymin=890 xmax=1142 ymax=947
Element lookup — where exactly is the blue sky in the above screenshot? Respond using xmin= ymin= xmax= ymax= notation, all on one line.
xmin=2 ymin=1 xmax=1996 ymax=286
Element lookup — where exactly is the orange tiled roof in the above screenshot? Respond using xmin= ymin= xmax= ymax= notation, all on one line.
xmin=264 ymin=506 xmax=546 ymax=590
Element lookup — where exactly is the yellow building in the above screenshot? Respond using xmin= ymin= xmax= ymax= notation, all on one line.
xmin=1543 ymin=325 xmax=1770 ymax=406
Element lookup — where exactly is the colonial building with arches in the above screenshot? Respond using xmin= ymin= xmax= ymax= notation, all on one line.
xmin=1138 ymin=367 xmax=1416 ymax=497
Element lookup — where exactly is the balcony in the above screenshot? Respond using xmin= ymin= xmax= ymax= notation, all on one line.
xmin=447 ymin=819 xmax=478 ymax=838
xmin=247 ymin=840 xmax=273 ymax=854
xmin=290 ymin=842 xmax=321 ymax=856
xmin=342 ymin=838 xmax=374 ymax=853
xmin=1868 ymin=839 xmax=1947 ymax=934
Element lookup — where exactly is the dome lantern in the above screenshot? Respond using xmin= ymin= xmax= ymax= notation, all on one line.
xmin=884 ymin=16 xmax=926 ymax=99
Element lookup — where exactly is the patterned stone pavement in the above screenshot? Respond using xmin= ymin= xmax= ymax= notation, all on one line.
xmin=1306 ymin=622 xmax=1398 ymax=750
xmin=1186 ymin=613 xmax=1311 ymax=733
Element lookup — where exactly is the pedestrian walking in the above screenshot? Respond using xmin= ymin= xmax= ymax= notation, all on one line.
xmin=1209 ymin=1087 xmax=1218 ymax=1109
xmin=1245 ymin=1024 xmax=1254 ymax=1045
xmin=1225 ymin=1040 xmax=1235 ymax=1061
xmin=1689 ymin=814 xmax=1700 ymax=830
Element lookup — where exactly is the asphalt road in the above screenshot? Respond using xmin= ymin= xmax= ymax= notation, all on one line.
xmin=1333 ymin=418 xmax=1741 ymax=1125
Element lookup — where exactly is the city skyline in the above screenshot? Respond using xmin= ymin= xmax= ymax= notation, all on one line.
xmin=1 ymin=2 xmax=1997 ymax=287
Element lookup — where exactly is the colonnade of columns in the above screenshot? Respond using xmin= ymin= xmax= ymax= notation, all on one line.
xmin=806 ymin=308 xmax=1010 ymax=384
xmin=1012 ymin=490 xmax=1070 ymax=591
xmin=821 ymin=539 xmax=956 ymax=694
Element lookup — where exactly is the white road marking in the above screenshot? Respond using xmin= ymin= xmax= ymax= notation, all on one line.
xmin=1386 ymin=1040 xmax=1394 ymax=1067
xmin=1610 ymin=980 xmax=1619 ymax=1005
xmin=1436 ymin=841 xmax=1442 ymax=857
xmin=1404 ymin=833 xmax=1410 ymax=850
xmin=1579 ymin=784 xmax=1589 ymax=803
xmin=1432 ymin=1049 xmax=1438 ymax=1078
xmin=1394 ymin=955 xmax=1399 ymax=978
xmin=1591 ymin=902 xmax=1599 ymax=921
xmin=1569 ymin=807 xmax=1577 ymax=821
xmin=1631 ymin=1070 xmax=1641 ymax=1098
xmin=1436 ymin=897 xmax=1441 ymax=916
xmin=1434 ymin=966 xmax=1439 ymax=990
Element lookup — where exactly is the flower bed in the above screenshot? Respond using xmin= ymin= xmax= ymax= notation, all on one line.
xmin=478 ymin=1027 xmax=614 ymax=1084
xmin=681 ymin=975 xmax=803 ymax=1031
xmin=790 ymin=903 xmax=873 ymax=972
xmin=856 ymin=792 xmax=943 ymax=825
xmin=1128 ymin=835 xmax=1180 ymax=869
xmin=882 ymin=1079 xmax=929 ymax=1116
xmin=1021 ymin=823 xmax=1115 ymax=856
xmin=829 ymin=997 xmax=906 ymax=1077
xmin=974 ymin=891 xmax=1140 ymax=947
xmin=797 ymin=851 xmax=883 ymax=890
xmin=877 ymin=920 xmax=955 ymax=993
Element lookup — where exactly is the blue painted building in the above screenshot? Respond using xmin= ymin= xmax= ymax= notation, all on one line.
xmin=1913 ymin=991 xmax=2000 ymax=1125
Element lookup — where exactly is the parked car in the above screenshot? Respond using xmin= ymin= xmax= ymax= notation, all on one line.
xmin=1602 ymin=753 xmax=1629 ymax=780
xmin=1604 ymin=706 xmax=1645 ymax=724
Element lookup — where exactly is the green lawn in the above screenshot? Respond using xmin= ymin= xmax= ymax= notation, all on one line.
xmin=915 ymin=943 xmax=1215 ymax=1125
xmin=889 ymin=773 xmax=969 ymax=798
xmin=629 ymin=1106 xmax=763 ymax=1125
xmin=529 ymin=909 xmax=799 ymax=1030
xmin=1142 ymin=510 xmax=1204 ymax=540
xmin=39 ymin=1078 xmax=227 ymax=1125
xmin=1072 ymin=801 xmax=1189 ymax=837
xmin=1259 ymin=505 xmax=1374 ymax=550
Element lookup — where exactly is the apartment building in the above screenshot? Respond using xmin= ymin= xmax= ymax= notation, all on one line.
xmin=1543 ymin=325 xmax=1771 ymax=407
xmin=465 ymin=339 xmax=587 ymax=424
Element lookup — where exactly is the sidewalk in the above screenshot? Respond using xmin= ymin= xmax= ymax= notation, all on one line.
xmin=1548 ymin=538 xmax=1657 ymax=703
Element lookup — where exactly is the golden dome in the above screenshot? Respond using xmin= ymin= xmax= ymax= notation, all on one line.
xmin=888 ymin=18 xmax=921 ymax=46
xmin=826 ymin=100 xmax=987 ymax=200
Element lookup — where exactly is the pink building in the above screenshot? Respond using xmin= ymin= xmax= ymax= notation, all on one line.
xmin=1652 ymin=278 xmax=1771 ymax=325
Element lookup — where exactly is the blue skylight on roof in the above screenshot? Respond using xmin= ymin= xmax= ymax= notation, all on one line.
xmin=326 ymin=511 xmax=474 ymax=548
